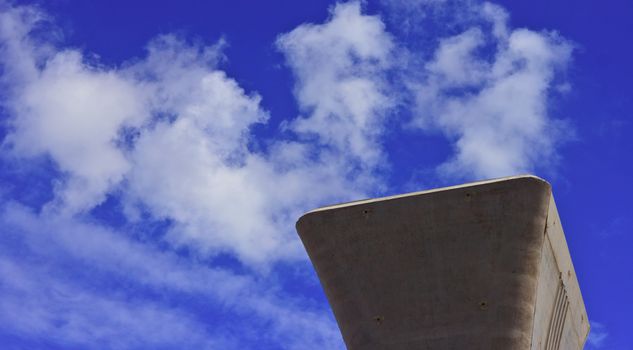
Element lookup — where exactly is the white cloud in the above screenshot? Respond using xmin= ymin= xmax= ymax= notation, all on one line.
xmin=0 ymin=257 xmax=229 ymax=349
xmin=0 ymin=3 xmax=381 ymax=266
xmin=277 ymin=1 xmax=395 ymax=169
xmin=425 ymin=28 xmax=487 ymax=87
xmin=1 ymin=6 xmax=149 ymax=214
xmin=122 ymin=36 xmax=367 ymax=265
xmin=0 ymin=4 xmax=46 ymax=83
xmin=587 ymin=322 xmax=608 ymax=349
xmin=411 ymin=2 xmax=572 ymax=179
xmin=0 ymin=203 xmax=344 ymax=349
xmin=481 ymin=2 xmax=509 ymax=39
xmin=10 ymin=52 xmax=147 ymax=213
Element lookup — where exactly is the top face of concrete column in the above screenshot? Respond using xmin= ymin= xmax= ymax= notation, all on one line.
xmin=304 ymin=175 xmax=550 ymax=214
xmin=296 ymin=175 xmax=587 ymax=350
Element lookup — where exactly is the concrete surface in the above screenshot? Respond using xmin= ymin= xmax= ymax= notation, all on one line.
xmin=296 ymin=175 xmax=589 ymax=349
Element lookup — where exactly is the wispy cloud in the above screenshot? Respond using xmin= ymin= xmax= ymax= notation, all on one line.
xmin=277 ymin=1 xmax=395 ymax=170
xmin=0 ymin=203 xmax=343 ymax=349
xmin=408 ymin=2 xmax=573 ymax=179
xmin=586 ymin=322 xmax=608 ymax=349
xmin=0 ymin=256 xmax=230 ymax=349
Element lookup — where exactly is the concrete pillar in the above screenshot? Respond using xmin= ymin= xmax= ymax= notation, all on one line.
xmin=296 ymin=175 xmax=589 ymax=349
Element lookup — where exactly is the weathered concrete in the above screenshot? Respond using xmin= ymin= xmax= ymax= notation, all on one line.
xmin=296 ymin=175 xmax=589 ymax=349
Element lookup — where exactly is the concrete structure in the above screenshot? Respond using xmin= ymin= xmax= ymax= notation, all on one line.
xmin=296 ymin=175 xmax=589 ymax=349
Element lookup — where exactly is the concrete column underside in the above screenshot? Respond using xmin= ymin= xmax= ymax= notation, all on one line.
xmin=296 ymin=175 xmax=589 ymax=350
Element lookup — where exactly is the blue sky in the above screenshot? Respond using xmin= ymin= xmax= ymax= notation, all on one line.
xmin=0 ymin=0 xmax=630 ymax=349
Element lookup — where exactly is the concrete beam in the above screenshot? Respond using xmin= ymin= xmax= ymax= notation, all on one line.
xmin=296 ymin=175 xmax=589 ymax=349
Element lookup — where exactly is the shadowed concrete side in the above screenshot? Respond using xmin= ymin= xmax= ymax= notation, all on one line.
xmin=531 ymin=197 xmax=590 ymax=349
xmin=296 ymin=175 xmax=589 ymax=350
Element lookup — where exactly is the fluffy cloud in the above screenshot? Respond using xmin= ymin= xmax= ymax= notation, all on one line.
xmin=411 ymin=2 xmax=573 ymax=179
xmin=122 ymin=32 xmax=371 ymax=264
xmin=1 ymin=6 xmax=148 ymax=214
xmin=0 ymin=3 xmax=384 ymax=265
xmin=277 ymin=1 xmax=395 ymax=169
